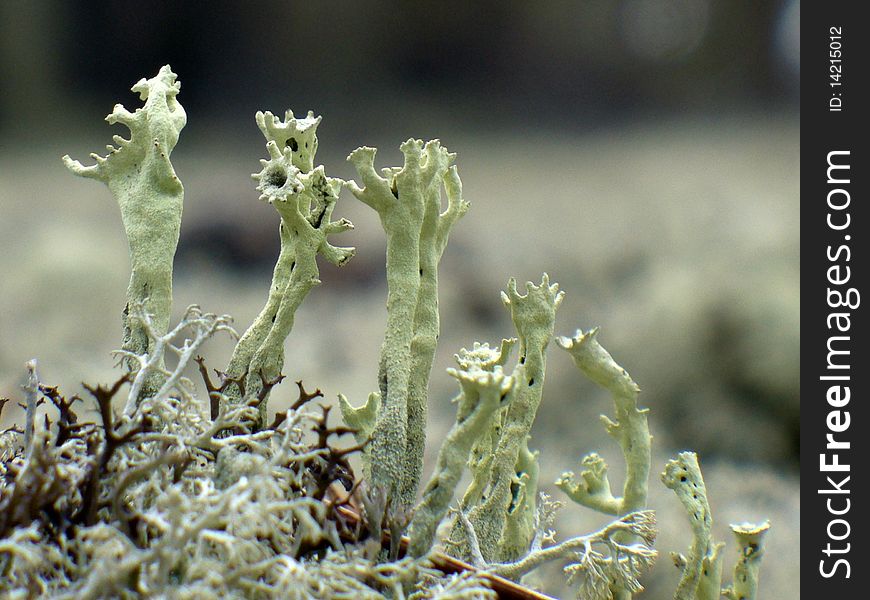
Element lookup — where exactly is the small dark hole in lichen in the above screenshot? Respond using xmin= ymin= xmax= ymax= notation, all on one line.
xmin=312 ymin=206 xmax=326 ymax=229
xmin=265 ymin=168 xmax=288 ymax=188
xmin=287 ymin=137 xmax=299 ymax=152
xmin=528 ymin=378 xmax=535 ymax=387
xmin=519 ymin=356 xmax=526 ymax=365
xmin=680 ymin=476 xmax=687 ymax=482
xmin=508 ymin=480 xmax=522 ymax=511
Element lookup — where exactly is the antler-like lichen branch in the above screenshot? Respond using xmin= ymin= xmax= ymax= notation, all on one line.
xmin=450 ymin=276 xmax=562 ymax=564
xmin=63 ymin=65 xmax=187 ymax=397
xmin=225 ymin=111 xmax=354 ymax=426
xmin=408 ymin=350 xmax=516 ymax=558
xmin=555 ymin=328 xmax=649 ymax=518
xmin=661 ymin=452 xmax=723 ymax=600
xmin=344 ymin=138 xmax=466 ymax=527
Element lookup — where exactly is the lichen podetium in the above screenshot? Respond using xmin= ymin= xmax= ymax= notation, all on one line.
xmin=63 ymin=65 xmax=186 ymax=400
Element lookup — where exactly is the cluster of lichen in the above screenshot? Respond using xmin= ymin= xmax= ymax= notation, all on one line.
xmin=0 ymin=66 xmax=769 ymax=599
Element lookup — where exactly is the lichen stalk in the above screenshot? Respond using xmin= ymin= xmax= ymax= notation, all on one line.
xmin=555 ymin=327 xmax=651 ymax=600
xmin=459 ymin=339 xmax=517 ymax=513
xmin=407 ymin=349 xmax=515 ymax=558
xmin=246 ymin=162 xmax=352 ymax=422
xmin=225 ymin=110 xmax=321 ymax=389
xmin=499 ymin=437 xmax=540 ymax=561
xmin=452 ymin=275 xmax=562 ymax=563
xmin=661 ymin=452 xmax=723 ymax=600
xmin=723 ymin=521 xmax=770 ymax=600
xmin=226 ymin=112 xmax=353 ymax=424
xmin=345 ymin=139 xmax=459 ymax=520
xmin=555 ymin=328 xmax=649 ymax=518
xmin=22 ymin=360 xmax=39 ymax=451
xmin=403 ymin=164 xmax=469 ymax=505
xmin=63 ymin=65 xmax=186 ymax=393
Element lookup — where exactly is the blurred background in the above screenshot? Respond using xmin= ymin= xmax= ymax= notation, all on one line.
xmin=0 ymin=1 xmax=798 ymax=597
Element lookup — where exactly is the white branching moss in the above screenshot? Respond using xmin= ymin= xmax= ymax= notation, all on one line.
xmin=412 ymin=570 xmax=497 ymax=600
xmin=0 ymin=306 xmax=460 ymax=599
xmin=118 ymin=303 xmax=237 ymax=417
xmin=452 ymin=497 xmax=656 ymax=598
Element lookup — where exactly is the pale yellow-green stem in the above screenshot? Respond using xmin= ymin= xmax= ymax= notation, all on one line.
xmin=345 ymin=139 xmax=464 ymax=527
xmin=407 ymin=352 xmax=515 ymax=558
xmin=63 ymin=65 xmax=186 ymax=399
xmin=723 ymin=521 xmax=770 ymax=600
xmin=227 ymin=121 xmax=353 ymax=423
xmin=452 ymin=275 xmax=562 ymax=563
xmin=556 ymin=327 xmax=651 ymax=600
xmin=662 ymin=452 xmax=724 ymax=600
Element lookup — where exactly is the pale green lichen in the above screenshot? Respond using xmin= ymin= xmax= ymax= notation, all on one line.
xmin=662 ymin=452 xmax=723 ymax=600
xmin=458 ymin=340 xmax=517 ymax=511
xmin=62 ymin=65 xmax=186 ymax=381
xmin=344 ymin=139 xmax=468 ymax=523
xmin=554 ymin=327 xmax=651 ymax=600
xmin=225 ymin=111 xmax=354 ymax=425
xmin=500 ymin=438 xmax=540 ymax=562
xmin=256 ymin=109 xmax=321 ymax=173
xmin=722 ymin=521 xmax=770 ymax=600
xmin=449 ymin=275 xmax=563 ymax=564
xmin=337 ymin=391 xmax=380 ymax=478
xmin=407 ymin=346 xmax=517 ymax=558
xmin=663 ymin=453 xmax=771 ymax=600
xmin=555 ymin=327 xmax=650 ymax=519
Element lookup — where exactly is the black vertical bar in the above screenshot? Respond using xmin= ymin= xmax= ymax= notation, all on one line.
xmin=803 ymin=2 xmax=868 ymax=595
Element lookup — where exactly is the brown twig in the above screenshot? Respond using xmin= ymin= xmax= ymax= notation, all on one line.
xmin=78 ymin=373 xmax=151 ymax=525
xmin=334 ymin=505 xmax=555 ymax=600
